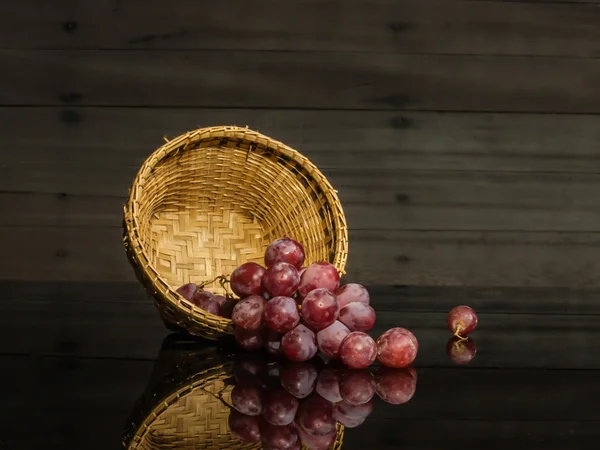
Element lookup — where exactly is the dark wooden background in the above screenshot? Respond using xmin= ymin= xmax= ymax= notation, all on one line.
xmin=1 ymin=1 xmax=600 ymax=449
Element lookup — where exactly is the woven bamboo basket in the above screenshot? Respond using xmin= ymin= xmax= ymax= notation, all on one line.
xmin=122 ymin=335 xmax=344 ymax=450
xmin=123 ymin=125 xmax=348 ymax=339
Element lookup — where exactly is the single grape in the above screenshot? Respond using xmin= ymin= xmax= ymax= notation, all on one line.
xmin=228 ymin=410 xmax=261 ymax=443
xmin=296 ymin=422 xmax=337 ymax=450
xmin=316 ymin=321 xmax=351 ymax=360
xmin=232 ymin=295 xmax=267 ymax=331
xmin=447 ymin=305 xmax=478 ymax=338
xmin=336 ymin=399 xmax=374 ymax=419
xmin=191 ymin=289 xmax=221 ymax=315
xmin=315 ymin=368 xmax=343 ymax=403
xmin=263 ymin=296 xmax=300 ymax=333
xmin=265 ymin=330 xmax=284 ymax=356
xmin=234 ymin=327 xmax=266 ymax=351
xmin=220 ymin=297 xmax=238 ymax=318
xmin=339 ymin=332 xmax=377 ymax=369
xmin=296 ymin=394 xmax=336 ymax=436
xmin=260 ymin=422 xmax=298 ymax=450
xmin=231 ymin=262 xmax=266 ymax=297
xmin=376 ymin=328 xmax=418 ymax=368
xmin=281 ymin=324 xmax=318 ymax=362
xmin=231 ymin=384 xmax=263 ymax=416
xmin=263 ymin=262 xmax=300 ymax=297
xmin=301 ymin=288 xmax=340 ymax=330
xmin=176 ymin=282 xmax=197 ymax=301
xmin=332 ymin=408 xmax=365 ymax=428
xmin=298 ymin=262 xmax=340 ymax=297
xmin=280 ymin=362 xmax=318 ymax=399
xmin=447 ymin=336 xmax=477 ymax=365
xmin=375 ymin=367 xmax=417 ymax=405
xmin=338 ymin=303 xmax=376 ymax=332
xmin=340 ymin=370 xmax=375 ymax=406
xmin=262 ymin=387 xmax=299 ymax=426
xmin=264 ymin=237 xmax=305 ymax=269
xmin=335 ymin=283 xmax=370 ymax=308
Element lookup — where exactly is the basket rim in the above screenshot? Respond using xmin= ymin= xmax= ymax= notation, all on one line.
xmin=123 ymin=125 xmax=349 ymax=336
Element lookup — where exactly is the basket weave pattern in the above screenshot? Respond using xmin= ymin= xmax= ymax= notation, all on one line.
xmin=124 ymin=126 xmax=348 ymax=339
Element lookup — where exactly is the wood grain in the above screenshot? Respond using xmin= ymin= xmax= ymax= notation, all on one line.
xmin=1 ymin=51 xmax=598 ymax=112
xmin=1 ymin=1 xmax=599 ymax=57
xmin=3 ymin=107 xmax=600 ymax=173
xmin=2 ymin=227 xmax=600 ymax=286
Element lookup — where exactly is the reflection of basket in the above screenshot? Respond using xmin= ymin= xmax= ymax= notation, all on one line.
xmin=123 ymin=125 xmax=348 ymax=340
xmin=122 ymin=335 xmax=344 ymax=450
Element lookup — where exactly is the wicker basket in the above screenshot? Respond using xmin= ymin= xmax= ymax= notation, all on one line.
xmin=122 ymin=335 xmax=344 ymax=450
xmin=123 ymin=126 xmax=348 ymax=339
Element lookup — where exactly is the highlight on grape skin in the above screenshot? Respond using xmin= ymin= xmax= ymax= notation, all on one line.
xmin=230 ymin=262 xmax=266 ymax=297
xmin=264 ymin=237 xmax=306 ymax=269
xmin=338 ymin=302 xmax=376 ymax=332
xmin=447 ymin=305 xmax=478 ymax=339
xmin=339 ymin=331 xmax=378 ymax=369
xmin=263 ymin=262 xmax=300 ymax=297
xmin=340 ymin=370 xmax=376 ymax=406
xmin=263 ymin=296 xmax=300 ymax=333
xmin=298 ymin=261 xmax=341 ymax=297
xmin=232 ymin=295 xmax=267 ymax=331
xmin=301 ymin=288 xmax=340 ymax=330
xmin=280 ymin=361 xmax=318 ymax=399
xmin=336 ymin=283 xmax=370 ymax=308
xmin=316 ymin=320 xmax=351 ymax=360
xmin=281 ymin=324 xmax=318 ymax=362
xmin=231 ymin=384 xmax=263 ymax=416
xmin=447 ymin=336 xmax=477 ymax=365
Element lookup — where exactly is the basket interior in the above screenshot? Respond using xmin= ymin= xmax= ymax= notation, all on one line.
xmin=135 ymin=141 xmax=338 ymax=294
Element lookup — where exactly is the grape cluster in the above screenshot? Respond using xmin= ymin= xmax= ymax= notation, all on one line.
xmin=228 ymin=354 xmax=417 ymax=449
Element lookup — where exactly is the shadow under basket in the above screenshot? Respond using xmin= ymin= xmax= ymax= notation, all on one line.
xmin=123 ymin=125 xmax=348 ymax=339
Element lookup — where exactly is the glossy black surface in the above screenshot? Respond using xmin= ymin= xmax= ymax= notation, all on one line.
xmin=1 ymin=281 xmax=599 ymax=449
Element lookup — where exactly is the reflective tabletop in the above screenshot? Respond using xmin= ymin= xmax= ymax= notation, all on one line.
xmin=1 ymin=282 xmax=599 ymax=449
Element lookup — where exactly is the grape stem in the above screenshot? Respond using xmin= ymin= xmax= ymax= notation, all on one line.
xmin=199 ymin=275 xmax=231 ymax=291
xmin=453 ymin=325 xmax=468 ymax=341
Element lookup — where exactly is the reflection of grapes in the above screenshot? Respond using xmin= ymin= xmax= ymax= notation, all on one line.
xmin=340 ymin=370 xmax=375 ymax=406
xmin=296 ymin=423 xmax=337 ymax=450
xmin=231 ymin=384 xmax=263 ymax=416
xmin=315 ymin=368 xmax=343 ymax=403
xmin=265 ymin=330 xmax=284 ymax=356
xmin=234 ymin=327 xmax=265 ymax=351
xmin=280 ymin=362 xmax=318 ymax=399
xmin=447 ymin=336 xmax=477 ymax=365
xmin=261 ymin=422 xmax=298 ymax=449
xmin=228 ymin=409 xmax=261 ymax=443
xmin=375 ymin=367 xmax=417 ymax=405
xmin=333 ymin=409 xmax=365 ymax=428
xmin=262 ymin=387 xmax=299 ymax=426
xmin=296 ymin=394 xmax=336 ymax=436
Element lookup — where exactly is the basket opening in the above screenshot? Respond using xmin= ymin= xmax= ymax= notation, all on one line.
xmin=135 ymin=142 xmax=337 ymax=294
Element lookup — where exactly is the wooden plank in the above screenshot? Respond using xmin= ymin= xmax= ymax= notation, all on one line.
xmin=2 ymin=227 xmax=600 ymax=286
xmin=3 ymin=281 xmax=600 ymax=315
xmin=1 ymin=51 xmax=598 ymax=112
xmin=3 ymin=108 xmax=600 ymax=174
xmin=5 ymin=168 xmax=600 ymax=232
xmin=3 ymin=296 xmax=600 ymax=368
xmin=1 ymin=1 xmax=598 ymax=57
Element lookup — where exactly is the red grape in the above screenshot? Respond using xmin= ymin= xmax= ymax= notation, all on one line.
xmin=231 ymin=262 xmax=266 ymax=297
xmin=337 ymin=399 xmax=374 ymax=419
xmin=263 ymin=296 xmax=300 ymax=333
xmin=301 ymin=288 xmax=340 ymax=330
xmin=281 ymin=324 xmax=318 ymax=362
xmin=315 ymin=368 xmax=343 ymax=403
xmin=339 ymin=332 xmax=377 ymax=369
xmin=263 ymin=262 xmax=300 ymax=297
xmin=376 ymin=328 xmax=418 ymax=368
xmin=333 ymin=409 xmax=365 ymax=428
xmin=297 ymin=394 xmax=336 ymax=436
xmin=213 ymin=295 xmax=227 ymax=306
xmin=296 ymin=423 xmax=337 ymax=450
xmin=232 ymin=295 xmax=267 ymax=331
xmin=262 ymin=387 xmax=299 ymax=426
xmin=191 ymin=290 xmax=221 ymax=315
xmin=340 ymin=370 xmax=375 ymax=405
xmin=298 ymin=262 xmax=340 ymax=297
xmin=447 ymin=336 xmax=477 ymax=365
xmin=317 ymin=321 xmax=350 ymax=360
xmin=231 ymin=384 xmax=263 ymax=416
xmin=375 ymin=367 xmax=417 ymax=405
xmin=261 ymin=422 xmax=298 ymax=449
xmin=338 ymin=303 xmax=376 ymax=332
xmin=336 ymin=283 xmax=370 ymax=308
xmin=176 ymin=282 xmax=197 ymax=300
xmin=280 ymin=362 xmax=318 ymax=399
xmin=228 ymin=410 xmax=261 ymax=443
xmin=299 ymin=267 xmax=307 ymax=277
xmin=220 ymin=297 xmax=238 ymax=318
xmin=447 ymin=305 xmax=478 ymax=338
xmin=265 ymin=330 xmax=284 ymax=356
xmin=264 ymin=237 xmax=305 ymax=269
xmin=234 ymin=327 xmax=266 ymax=351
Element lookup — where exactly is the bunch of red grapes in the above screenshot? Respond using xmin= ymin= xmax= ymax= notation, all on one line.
xmin=179 ymin=237 xmax=418 ymax=370
xmin=227 ymin=353 xmax=417 ymax=450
